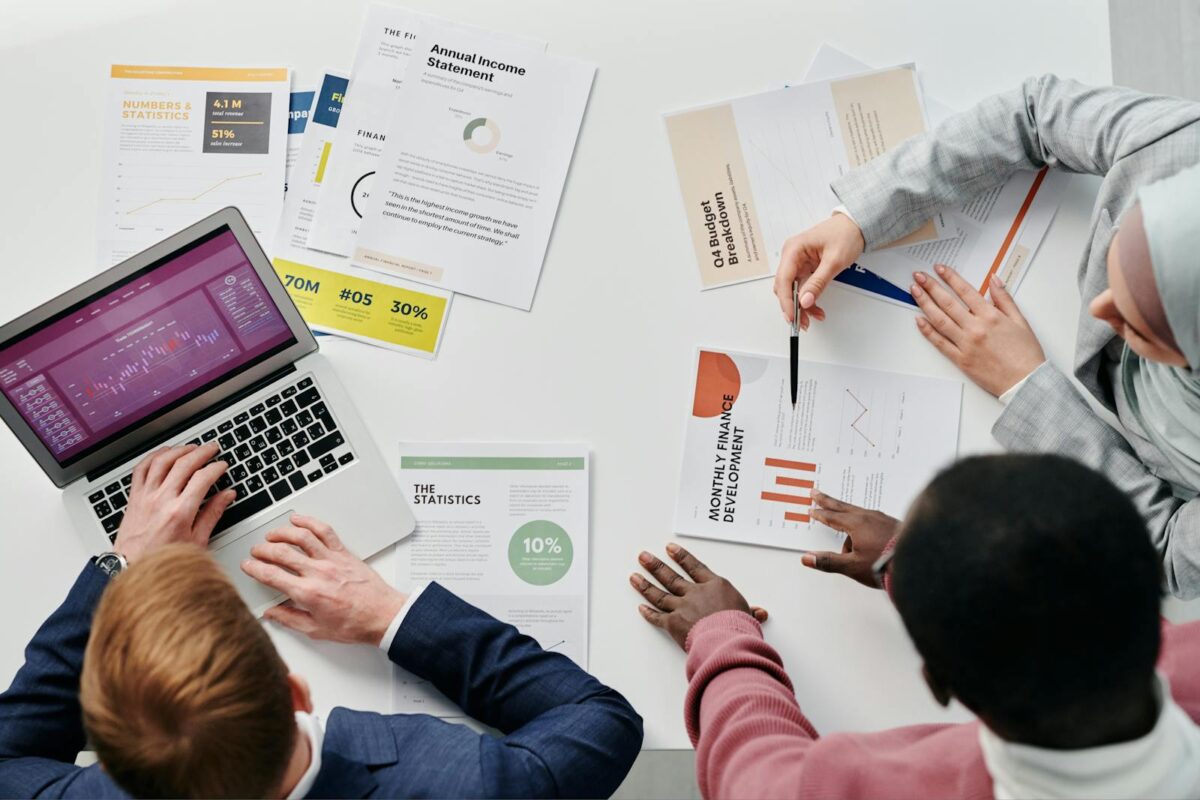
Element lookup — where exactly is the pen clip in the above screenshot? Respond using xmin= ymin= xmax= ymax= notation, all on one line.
xmin=792 ymin=284 xmax=799 ymax=334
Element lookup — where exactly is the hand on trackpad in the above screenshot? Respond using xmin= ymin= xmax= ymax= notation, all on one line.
xmin=238 ymin=513 xmax=408 ymax=646
xmin=216 ymin=510 xmax=295 ymax=617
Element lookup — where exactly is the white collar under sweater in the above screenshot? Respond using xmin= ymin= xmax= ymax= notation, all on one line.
xmin=284 ymin=711 xmax=324 ymax=800
xmin=978 ymin=673 xmax=1200 ymax=800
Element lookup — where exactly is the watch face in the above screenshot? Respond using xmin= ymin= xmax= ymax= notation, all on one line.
xmin=97 ymin=553 xmax=124 ymax=576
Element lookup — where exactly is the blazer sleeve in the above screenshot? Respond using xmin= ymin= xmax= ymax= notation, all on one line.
xmin=0 ymin=562 xmax=110 ymax=796
xmin=831 ymin=74 xmax=1200 ymax=249
xmin=993 ymin=362 xmax=1200 ymax=599
xmin=387 ymin=582 xmax=643 ymax=798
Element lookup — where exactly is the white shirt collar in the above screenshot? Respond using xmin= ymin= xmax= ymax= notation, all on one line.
xmin=284 ymin=711 xmax=324 ymax=800
xmin=979 ymin=673 xmax=1200 ymax=800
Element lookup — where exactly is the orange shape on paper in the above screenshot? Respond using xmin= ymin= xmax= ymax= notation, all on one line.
xmin=692 ymin=351 xmax=741 ymax=418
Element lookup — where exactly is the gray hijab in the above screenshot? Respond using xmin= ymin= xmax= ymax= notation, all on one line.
xmin=1120 ymin=162 xmax=1200 ymax=499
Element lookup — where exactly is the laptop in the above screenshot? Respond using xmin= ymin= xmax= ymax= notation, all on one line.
xmin=0 ymin=208 xmax=415 ymax=614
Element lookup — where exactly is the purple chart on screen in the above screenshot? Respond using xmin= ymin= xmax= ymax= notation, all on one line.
xmin=49 ymin=295 xmax=242 ymax=433
xmin=0 ymin=229 xmax=296 ymax=465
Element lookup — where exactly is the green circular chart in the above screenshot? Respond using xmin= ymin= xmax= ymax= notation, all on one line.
xmin=508 ymin=520 xmax=573 ymax=585
xmin=463 ymin=117 xmax=501 ymax=153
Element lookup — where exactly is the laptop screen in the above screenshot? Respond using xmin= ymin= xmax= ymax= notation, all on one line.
xmin=0 ymin=226 xmax=296 ymax=467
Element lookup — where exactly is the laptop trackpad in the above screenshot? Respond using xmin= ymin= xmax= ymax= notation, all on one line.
xmin=212 ymin=510 xmax=294 ymax=618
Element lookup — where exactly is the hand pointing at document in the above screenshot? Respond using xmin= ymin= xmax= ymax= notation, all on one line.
xmin=773 ymin=213 xmax=865 ymax=328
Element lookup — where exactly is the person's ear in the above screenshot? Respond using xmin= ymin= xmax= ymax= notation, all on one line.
xmin=287 ymin=673 xmax=313 ymax=714
xmin=1088 ymin=288 xmax=1124 ymax=332
xmin=921 ymin=663 xmax=953 ymax=707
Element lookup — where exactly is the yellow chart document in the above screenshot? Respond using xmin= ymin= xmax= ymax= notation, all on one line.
xmin=272 ymin=258 xmax=451 ymax=357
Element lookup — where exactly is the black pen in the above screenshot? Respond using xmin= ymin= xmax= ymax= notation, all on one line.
xmin=790 ymin=284 xmax=799 ymax=407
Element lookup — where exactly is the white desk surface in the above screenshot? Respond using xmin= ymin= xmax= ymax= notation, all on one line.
xmin=0 ymin=0 xmax=1111 ymax=749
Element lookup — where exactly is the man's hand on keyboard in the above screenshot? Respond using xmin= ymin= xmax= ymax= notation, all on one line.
xmin=114 ymin=443 xmax=236 ymax=562
xmin=241 ymin=513 xmax=407 ymax=646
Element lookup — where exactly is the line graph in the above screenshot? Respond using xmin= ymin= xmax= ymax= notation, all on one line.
xmin=124 ymin=172 xmax=263 ymax=216
xmin=747 ymin=138 xmax=810 ymax=211
xmin=50 ymin=295 xmax=242 ymax=432
xmin=82 ymin=328 xmax=225 ymax=401
xmin=845 ymin=389 xmax=876 ymax=447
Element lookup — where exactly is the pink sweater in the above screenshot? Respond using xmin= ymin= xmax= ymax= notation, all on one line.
xmin=684 ymin=612 xmax=1200 ymax=800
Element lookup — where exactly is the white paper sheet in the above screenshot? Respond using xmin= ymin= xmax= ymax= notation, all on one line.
xmin=352 ymin=24 xmax=595 ymax=310
xmin=271 ymin=73 xmax=453 ymax=359
xmin=801 ymin=45 xmax=1067 ymax=299
xmin=305 ymin=6 xmax=545 ymax=258
xmin=664 ymin=65 xmax=949 ymax=289
xmin=285 ymin=85 xmax=315 ymax=197
xmin=278 ymin=71 xmax=349 ymax=252
xmin=393 ymin=444 xmax=590 ymax=716
xmin=674 ymin=348 xmax=961 ymax=552
xmin=97 ymin=64 xmax=290 ymax=268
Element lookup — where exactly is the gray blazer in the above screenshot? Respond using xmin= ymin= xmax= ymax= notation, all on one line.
xmin=831 ymin=75 xmax=1200 ymax=597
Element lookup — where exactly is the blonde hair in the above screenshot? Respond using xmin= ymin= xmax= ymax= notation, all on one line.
xmin=81 ymin=545 xmax=296 ymax=798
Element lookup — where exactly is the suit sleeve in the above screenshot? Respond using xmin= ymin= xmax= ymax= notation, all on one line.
xmin=0 ymin=563 xmax=109 ymax=795
xmin=387 ymin=582 xmax=643 ymax=798
xmin=994 ymin=362 xmax=1200 ymax=599
xmin=683 ymin=610 xmax=824 ymax=800
xmin=832 ymin=75 xmax=1200 ymax=249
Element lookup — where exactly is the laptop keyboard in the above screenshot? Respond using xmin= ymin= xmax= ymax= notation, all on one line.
xmin=89 ymin=375 xmax=356 ymax=544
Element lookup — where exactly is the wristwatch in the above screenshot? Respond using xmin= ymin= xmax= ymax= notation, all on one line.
xmin=94 ymin=552 xmax=128 ymax=578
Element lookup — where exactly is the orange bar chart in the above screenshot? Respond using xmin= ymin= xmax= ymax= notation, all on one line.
xmin=777 ymin=476 xmax=814 ymax=488
xmin=765 ymin=457 xmax=817 ymax=471
xmin=763 ymin=457 xmax=816 ymax=523
xmin=761 ymin=491 xmax=813 ymax=506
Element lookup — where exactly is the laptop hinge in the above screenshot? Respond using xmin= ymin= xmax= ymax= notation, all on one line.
xmin=84 ymin=363 xmax=298 ymax=483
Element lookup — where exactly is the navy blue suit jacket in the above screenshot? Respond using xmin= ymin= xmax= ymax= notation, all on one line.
xmin=0 ymin=563 xmax=642 ymax=798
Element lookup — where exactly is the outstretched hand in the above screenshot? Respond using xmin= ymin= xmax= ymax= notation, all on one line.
xmin=911 ymin=265 xmax=1045 ymax=397
xmin=630 ymin=543 xmax=768 ymax=650
xmin=802 ymin=491 xmax=900 ymax=588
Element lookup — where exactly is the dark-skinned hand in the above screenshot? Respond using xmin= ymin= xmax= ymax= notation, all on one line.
xmin=630 ymin=543 xmax=768 ymax=650
xmin=801 ymin=490 xmax=900 ymax=588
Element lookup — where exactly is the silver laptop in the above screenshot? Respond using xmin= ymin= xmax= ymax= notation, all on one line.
xmin=0 ymin=208 xmax=414 ymax=614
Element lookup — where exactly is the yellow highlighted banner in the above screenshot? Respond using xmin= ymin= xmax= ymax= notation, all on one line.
xmin=110 ymin=65 xmax=289 ymax=82
xmin=272 ymin=258 xmax=449 ymax=355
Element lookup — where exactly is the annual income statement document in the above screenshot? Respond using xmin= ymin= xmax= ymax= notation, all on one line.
xmin=392 ymin=443 xmax=589 ymax=716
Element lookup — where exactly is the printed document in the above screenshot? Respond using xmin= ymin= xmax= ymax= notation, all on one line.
xmin=270 ymin=251 xmax=451 ymax=357
xmin=675 ymin=348 xmax=960 ymax=552
xmin=98 ymin=65 xmax=290 ymax=268
xmin=664 ymin=66 xmax=946 ymax=289
xmin=306 ymin=7 xmax=544 ymax=257
xmin=305 ymin=6 xmax=436 ymax=256
xmin=278 ymin=71 xmax=350 ymax=251
xmin=273 ymin=71 xmax=451 ymax=358
xmin=393 ymin=444 xmax=589 ymax=716
xmin=353 ymin=23 xmax=595 ymax=309
xmin=285 ymin=85 xmax=315 ymax=195
xmin=800 ymin=46 xmax=1066 ymax=302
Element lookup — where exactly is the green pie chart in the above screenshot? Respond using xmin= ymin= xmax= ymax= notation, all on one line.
xmin=463 ymin=117 xmax=501 ymax=154
xmin=508 ymin=520 xmax=572 ymax=585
